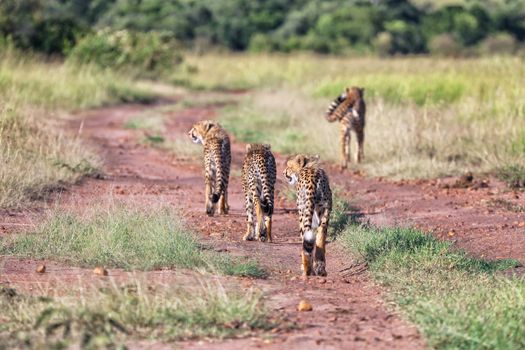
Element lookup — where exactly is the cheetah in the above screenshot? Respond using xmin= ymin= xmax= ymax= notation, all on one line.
xmin=241 ymin=144 xmax=276 ymax=243
xmin=188 ymin=120 xmax=231 ymax=216
xmin=283 ymin=154 xmax=332 ymax=276
xmin=325 ymin=86 xmax=366 ymax=169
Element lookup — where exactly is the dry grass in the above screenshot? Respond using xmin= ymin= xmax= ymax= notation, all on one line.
xmin=0 ymin=52 xmax=155 ymax=208
xmin=202 ymin=53 xmax=525 ymax=178
xmin=0 ymin=279 xmax=268 ymax=348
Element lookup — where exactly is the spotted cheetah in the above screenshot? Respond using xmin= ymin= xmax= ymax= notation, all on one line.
xmin=283 ymin=154 xmax=332 ymax=276
xmin=325 ymin=86 xmax=366 ymax=169
xmin=188 ymin=120 xmax=231 ymax=216
xmin=241 ymin=144 xmax=276 ymax=243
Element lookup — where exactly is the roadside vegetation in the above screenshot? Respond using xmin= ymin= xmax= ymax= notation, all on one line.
xmin=0 ymin=280 xmax=269 ymax=348
xmin=341 ymin=222 xmax=524 ymax=349
xmin=0 ymin=205 xmax=264 ymax=277
xmin=173 ymin=54 xmax=525 ymax=180
xmin=0 ymin=50 xmax=157 ymax=209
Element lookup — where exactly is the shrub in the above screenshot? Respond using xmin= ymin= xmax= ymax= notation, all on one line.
xmin=248 ymin=33 xmax=275 ymax=53
xmin=373 ymin=31 xmax=393 ymax=57
xmin=68 ymin=29 xmax=183 ymax=77
xmin=480 ymin=33 xmax=517 ymax=55
xmin=429 ymin=34 xmax=463 ymax=56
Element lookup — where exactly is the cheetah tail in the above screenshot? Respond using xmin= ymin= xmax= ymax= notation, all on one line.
xmin=260 ymin=198 xmax=273 ymax=216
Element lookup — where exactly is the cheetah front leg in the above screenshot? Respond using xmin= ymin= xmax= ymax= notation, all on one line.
xmin=313 ymin=207 xmax=330 ymax=276
xmin=243 ymin=194 xmax=255 ymax=241
xmin=340 ymin=126 xmax=350 ymax=170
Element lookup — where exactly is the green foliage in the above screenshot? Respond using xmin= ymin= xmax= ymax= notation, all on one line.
xmin=68 ymin=29 xmax=182 ymax=76
xmin=1 ymin=0 xmax=524 ymax=56
xmin=341 ymin=224 xmax=524 ymax=349
xmin=1 ymin=205 xmax=265 ymax=277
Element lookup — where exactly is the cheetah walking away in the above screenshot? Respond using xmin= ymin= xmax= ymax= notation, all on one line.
xmin=188 ymin=120 xmax=231 ymax=216
xmin=241 ymin=144 xmax=276 ymax=242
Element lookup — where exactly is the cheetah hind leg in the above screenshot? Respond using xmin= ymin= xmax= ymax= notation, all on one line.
xmin=243 ymin=196 xmax=255 ymax=241
xmin=258 ymin=216 xmax=272 ymax=243
xmin=264 ymin=216 xmax=272 ymax=243
xmin=218 ymin=192 xmax=229 ymax=215
xmin=254 ymin=200 xmax=265 ymax=242
xmin=356 ymin=130 xmax=365 ymax=164
xmin=313 ymin=210 xmax=328 ymax=276
xmin=205 ymin=182 xmax=215 ymax=216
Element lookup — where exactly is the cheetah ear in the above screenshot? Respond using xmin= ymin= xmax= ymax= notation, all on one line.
xmin=263 ymin=144 xmax=271 ymax=150
xmin=345 ymin=87 xmax=351 ymax=94
xmin=297 ymin=155 xmax=308 ymax=168
xmin=312 ymin=154 xmax=320 ymax=162
xmin=246 ymin=144 xmax=252 ymax=152
xmin=204 ymin=120 xmax=214 ymax=132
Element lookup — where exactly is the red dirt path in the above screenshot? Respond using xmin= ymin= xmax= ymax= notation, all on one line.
xmin=1 ymin=94 xmax=524 ymax=348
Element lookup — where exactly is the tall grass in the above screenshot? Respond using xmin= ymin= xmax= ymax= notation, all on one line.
xmin=341 ymin=224 xmax=524 ymax=349
xmin=0 ymin=280 xmax=268 ymax=348
xmin=0 ymin=52 xmax=156 ymax=208
xmin=194 ymin=53 xmax=525 ymax=178
xmin=1 ymin=205 xmax=264 ymax=277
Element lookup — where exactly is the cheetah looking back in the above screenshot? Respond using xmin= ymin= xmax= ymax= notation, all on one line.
xmin=325 ymin=86 xmax=366 ymax=169
xmin=188 ymin=120 xmax=231 ymax=216
xmin=284 ymin=154 xmax=332 ymax=276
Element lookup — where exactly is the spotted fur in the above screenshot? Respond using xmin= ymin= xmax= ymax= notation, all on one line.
xmin=241 ymin=144 xmax=276 ymax=242
xmin=284 ymin=154 xmax=332 ymax=276
xmin=188 ymin=120 xmax=231 ymax=216
xmin=325 ymin=86 xmax=366 ymax=169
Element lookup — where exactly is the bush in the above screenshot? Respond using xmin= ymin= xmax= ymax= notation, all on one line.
xmin=248 ymin=33 xmax=275 ymax=53
xmin=373 ymin=32 xmax=393 ymax=57
xmin=68 ymin=29 xmax=183 ymax=76
xmin=480 ymin=33 xmax=517 ymax=55
xmin=429 ymin=34 xmax=463 ymax=56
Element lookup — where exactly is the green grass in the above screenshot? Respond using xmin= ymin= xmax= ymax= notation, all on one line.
xmin=340 ymin=223 xmax=524 ymax=349
xmin=0 ymin=51 xmax=157 ymax=209
xmin=497 ymin=164 xmax=525 ymax=188
xmin=0 ymin=280 xmax=269 ymax=348
xmin=1 ymin=205 xmax=265 ymax=277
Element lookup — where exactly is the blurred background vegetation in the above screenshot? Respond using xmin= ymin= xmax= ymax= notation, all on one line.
xmin=1 ymin=0 xmax=525 ymax=60
xmin=1 ymin=0 xmax=524 ymax=206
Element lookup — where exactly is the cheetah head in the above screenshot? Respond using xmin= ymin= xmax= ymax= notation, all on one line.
xmin=283 ymin=154 xmax=319 ymax=185
xmin=188 ymin=120 xmax=216 ymax=145
xmin=343 ymin=86 xmax=364 ymax=104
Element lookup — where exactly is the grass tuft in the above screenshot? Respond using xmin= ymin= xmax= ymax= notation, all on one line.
xmin=497 ymin=164 xmax=525 ymax=188
xmin=341 ymin=224 xmax=523 ymax=349
xmin=0 ymin=281 xmax=270 ymax=348
xmin=1 ymin=205 xmax=265 ymax=277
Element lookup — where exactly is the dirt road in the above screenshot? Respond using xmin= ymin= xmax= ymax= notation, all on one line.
xmin=2 ymin=95 xmax=524 ymax=348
